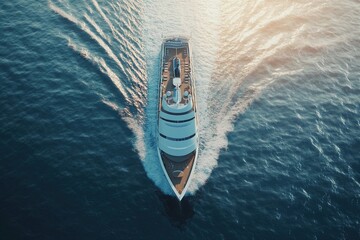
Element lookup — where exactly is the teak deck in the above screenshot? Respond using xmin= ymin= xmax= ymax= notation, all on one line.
xmin=161 ymin=151 xmax=196 ymax=194
xmin=161 ymin=47 xmax=193 ymax=106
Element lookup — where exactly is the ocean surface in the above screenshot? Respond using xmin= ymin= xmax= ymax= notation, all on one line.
xmin=1 ymin=0 xmax=360 ymax=239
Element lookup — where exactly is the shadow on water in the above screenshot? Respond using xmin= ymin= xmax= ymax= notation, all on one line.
xmin=156 ymin=191 xmax=195 ymax=227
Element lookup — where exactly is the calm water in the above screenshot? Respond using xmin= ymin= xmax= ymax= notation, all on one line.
xmin=1 ymin=0 xmax=360 ymax=239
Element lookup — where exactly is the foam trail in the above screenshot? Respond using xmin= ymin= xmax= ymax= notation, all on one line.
xmin=189 ymin=0 xmax=313 ymax=191
xmin=84 ymin=13 xmax=112 ymax=44
xmin=89 ymin=0 xmax=147 ymax=106
xmin=49 ymin=0 xmax=148 ymax=138
xmin=101 ymin=98 xmax=145 ymax=160
xmin=65 ymin=37 xmax=130 ymax=108
xmin=91 ymin=0 xmax=117 ymax=34
xmin=91 ymin=0 xmax=143 ymax=70
xmin=49 ymin=1 xmax=136 ymax=104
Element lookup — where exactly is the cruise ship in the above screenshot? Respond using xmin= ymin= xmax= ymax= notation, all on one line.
xmin=157 ymin=37 xmax=198 ymax=200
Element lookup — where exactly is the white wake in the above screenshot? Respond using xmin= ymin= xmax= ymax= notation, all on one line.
xmin=50 ymin=0 xmax=309 ymax=196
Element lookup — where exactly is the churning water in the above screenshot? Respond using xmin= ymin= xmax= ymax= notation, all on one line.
xmin=1 ymin=0 xmax=359 ymax=239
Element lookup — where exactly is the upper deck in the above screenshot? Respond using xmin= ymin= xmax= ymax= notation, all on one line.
xmin=158 ymin=38 xmax=197 ymax=156
xmin=160 ymin=39 xmax=194 ymax=108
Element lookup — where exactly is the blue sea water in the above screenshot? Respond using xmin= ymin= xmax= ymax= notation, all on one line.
xmin=1 ymin=0 xmax=360 ymax=239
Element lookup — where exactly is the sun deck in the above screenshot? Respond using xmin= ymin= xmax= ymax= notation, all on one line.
xmin=160 ymin=43 xmax=193 ymax=107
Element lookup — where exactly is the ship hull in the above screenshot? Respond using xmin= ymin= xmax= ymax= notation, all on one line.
xmin=157 ymin=37 xmax=198 ymax=200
